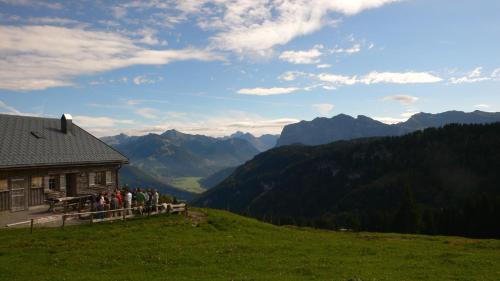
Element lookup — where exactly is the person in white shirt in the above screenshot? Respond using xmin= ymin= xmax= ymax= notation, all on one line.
xmin=125 ymin=189 xmax=132 ymax=215
xmin=153 ymin=189 xmax=159 ymax=212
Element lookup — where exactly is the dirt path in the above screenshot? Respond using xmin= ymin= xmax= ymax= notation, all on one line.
xmin=187 ymin=209 xmax=207 ymax=226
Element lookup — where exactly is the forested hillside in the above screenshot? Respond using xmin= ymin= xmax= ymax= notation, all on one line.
xmin=194 ymin=123 xmax=500 ymax=238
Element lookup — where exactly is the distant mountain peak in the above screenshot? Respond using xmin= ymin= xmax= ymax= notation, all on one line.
xmin=228 ymin=131 xmax=279 ymax=152
xmin=230 ymin=131 xmax=252 ymax=138
xmin=333 ymin=113 xmax=354 ymax=120
xmin=161 ymin=129 xmax=187 ymax=138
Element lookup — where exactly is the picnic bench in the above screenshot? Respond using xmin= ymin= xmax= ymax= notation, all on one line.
xmin=46 ymin=195 xmax=92 ymax=213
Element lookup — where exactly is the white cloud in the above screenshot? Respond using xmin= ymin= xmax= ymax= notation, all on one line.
xmin=316 ymin=64 xmax=332 ymax=69
xmin=330 ymin=43 xmax=361 ymax=54
xmin=27 ymin=17 xmax=81 ymax=26
xmin=312 ymin=103 xmax=334 ymax=116
xmin=475 ymin=104 xmax=490 ymax=109
xmin=278 ymin=71 xmax=307 ymax=81
xmin=279 ymin=45 xmax=323 ymax=64
xmin=0 ymin=25 xmax=223 ymax=91
xmin=135 ymin=108 xmax=161 ymax=119
xmin=322 ymin=85 xmax=337 ymax=90
xmin=133 ymin=75 xmax=163 ymax=85
xmin=318 ymin=73 xmax=358 ymax=85
xmin=134 ymin=28 xmax=168 ymax=46
xmin=103 ymin=1 xmax=397 ymax=57
xmin=237 ymin=87 xmax=300 ymax=96
xmin=318 ymin=71 xmax=442 ymax=86
xmin=0 ymin=0 xmax=62 ymax=9
xmin=400 ymin=111 xmax=419 ymax=118
xmin=361 ymin=71 xmax=443 ymax=84
xmin=383 ymin=94 xmax=419 ymax=105
xmin=373 ymin=116 xmax=407 ymax=124
xmin=491 ymin=68 xmax=500 ymax=78
xmin=205 ymin=0 xmax=399 ymax=56
xmin=374 ymin=110 xmax=419 ymax=124
xmin=73 ymin=115 xmax=135 ymax=128
xmin=449 ymin=67 xmax=490 ymax=84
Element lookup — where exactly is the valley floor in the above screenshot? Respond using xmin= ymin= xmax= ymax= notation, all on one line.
xmin=170 ymin=176 xmax=205 ymax=194
xmin=0 ymin=209 xmax=498 ymax=281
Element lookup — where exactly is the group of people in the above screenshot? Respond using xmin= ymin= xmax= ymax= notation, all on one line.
xmin=93 ymin=188 xmax=160 ymax=219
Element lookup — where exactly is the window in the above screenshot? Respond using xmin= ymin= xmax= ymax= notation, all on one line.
xmin=96 ymin=171 xmax=106 ymax=185
xmin=49 ymin=177 xmax=58 ymax=190
xmin=31 ymin=176 xmax=43 ymax=188
xmin=0 ymin=179 xmax=7 ymax=190
xmin=105 ymin=171 xmax=112 ymax=185
xmin=89 ymin=172 xmax=95 ymax=187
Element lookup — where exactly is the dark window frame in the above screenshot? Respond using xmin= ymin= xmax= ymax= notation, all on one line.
xmin=95 ymin=171 xmax=106 ymax=186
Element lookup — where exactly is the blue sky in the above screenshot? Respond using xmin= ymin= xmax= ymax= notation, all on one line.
xmin=0 ymin=0 xmax=499 ymax=137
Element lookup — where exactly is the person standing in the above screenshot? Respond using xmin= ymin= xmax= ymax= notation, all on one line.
xmin=153 ymin=189 xmax=159 ymax=212
xmin=110 ymin=193 xmax=119 ymax=217
xmin=96 ymin=193 xmax=105 ymax=219
xmin=116 ymin=190 xmax=123 ymax=216
xmin=143 ymin=190 xmax=150 ymax=213
xmin=116 ymin=190 xmax=123 ymax=207
xmin=125 ymin=189 xmax=132 ymax=215
xmin=136 ymin=189 xmax=145 ymax=215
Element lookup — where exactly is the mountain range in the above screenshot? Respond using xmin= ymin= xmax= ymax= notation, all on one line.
xmin=193 ymin=122 xmax=500 ymax=238
xmin=102 ymin=130 xmax=263 ymax=199
xmin=276 ymin=110 xmax=500 ymax=146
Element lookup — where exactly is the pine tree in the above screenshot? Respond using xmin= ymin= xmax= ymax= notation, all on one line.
xmin=392 ymin=186 xmax=420 ymax=233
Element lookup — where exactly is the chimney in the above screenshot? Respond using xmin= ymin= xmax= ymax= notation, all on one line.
xmin=61 ymin=113 xmax=73 ymax=134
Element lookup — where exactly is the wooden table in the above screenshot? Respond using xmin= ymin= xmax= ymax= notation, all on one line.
xmin=46 ymin=196 xmax=91 ymax=213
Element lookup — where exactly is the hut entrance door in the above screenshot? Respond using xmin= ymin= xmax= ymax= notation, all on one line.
xmin=10 ymin=178 xmax=26 ymax=212
xmin=66 ymin=174 xmax=78 ymax=197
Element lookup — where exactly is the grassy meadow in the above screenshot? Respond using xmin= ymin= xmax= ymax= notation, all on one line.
xmin=170 ymin=177 xmax=205 ymax=193
xmin=0 ymin=209 xmax=499 ymax=281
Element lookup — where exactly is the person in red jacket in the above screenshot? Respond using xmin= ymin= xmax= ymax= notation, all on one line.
xmin=115 ymin=189 xmax=123 ymax=216
xmin=116 ymin=190 xmax=123 ymax=207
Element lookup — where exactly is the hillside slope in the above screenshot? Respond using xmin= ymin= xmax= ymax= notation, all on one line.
xmin=199 ymin=166 xmax=237 ymax=189
xmin=1 ymin=209 xmax=499 ymax=281
xmin=194 ymin=123 xmax=500 ymax=238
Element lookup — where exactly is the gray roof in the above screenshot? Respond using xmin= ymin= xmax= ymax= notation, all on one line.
xmin=0 ymin=114 xmax=128 ymax=169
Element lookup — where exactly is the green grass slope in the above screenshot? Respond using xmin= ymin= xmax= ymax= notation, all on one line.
xmin=1 ymin=209 xmax=499 ymax=281
xmin=170 ymin=177 xmax=205 ymax=194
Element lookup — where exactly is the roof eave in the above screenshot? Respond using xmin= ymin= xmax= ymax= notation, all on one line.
xmin=0 ymin=159 xmax=129 ymax=171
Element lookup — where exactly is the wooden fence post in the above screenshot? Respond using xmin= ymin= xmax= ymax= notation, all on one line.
xmin=30 ymin=219 xmax=34 ymax=234
xmin=184 ymin=204 xmax=188 ymax=217
xmin=90 ymin=213 xmax=94 ymax=225
xmin=62 ymin=214 xmax=66 ymax=228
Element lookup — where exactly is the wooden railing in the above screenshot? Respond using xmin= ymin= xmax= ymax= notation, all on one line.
xmin=5 ymin=203 xmax=188 ymax=232
xmin=62 ymin=203 xmax=188 ymax=226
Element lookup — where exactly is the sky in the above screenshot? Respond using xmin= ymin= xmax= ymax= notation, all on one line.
xmin=0 ymin=0 xmax=499 ymax=137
